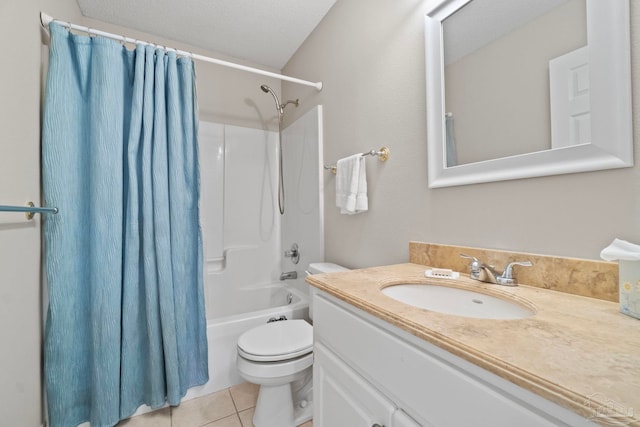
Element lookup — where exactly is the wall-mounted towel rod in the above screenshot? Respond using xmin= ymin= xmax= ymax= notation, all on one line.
xmin=0 ymin=202 xmax=59 ymax=220
xmin=324 ymin=146 xmax=389 ymax=174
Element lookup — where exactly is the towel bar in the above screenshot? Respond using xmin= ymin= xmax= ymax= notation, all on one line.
xmin=0 ymin=202 xmax=59 ymax=220
xmin=324 ymin=146 xmax=389 ymax=174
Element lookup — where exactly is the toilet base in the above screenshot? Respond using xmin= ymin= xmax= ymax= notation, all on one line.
xmin=293 ymin=401 xmax=312 ymax=426
xmin=253 ymin=383 xmax=295 ymax=427
xmin=252 ymin=382 xmax=313 ymax=427
xmin=236 ymin=334 xmax=314 ymax=427
xmin=291 ymin=371 xmax=313 ymax=425
xmin=245 ymin=366 xmax=313 ymax=427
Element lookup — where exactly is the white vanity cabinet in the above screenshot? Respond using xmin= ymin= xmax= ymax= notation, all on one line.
xmin=312 ymin=290 xmax=597 ymax=427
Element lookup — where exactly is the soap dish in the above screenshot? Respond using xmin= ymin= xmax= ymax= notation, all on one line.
xmin=425 ymin=268 xmax=460 ymax=279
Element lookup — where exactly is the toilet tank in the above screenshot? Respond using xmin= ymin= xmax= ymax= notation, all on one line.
xmin=307 ymin=263 xmax=349 ymax=320
xmin=307 ymin=262 xmax=349 ymax=275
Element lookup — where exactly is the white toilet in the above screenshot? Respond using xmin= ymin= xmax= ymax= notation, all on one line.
xmin=236 ymin=262 xmax=349 ymax=427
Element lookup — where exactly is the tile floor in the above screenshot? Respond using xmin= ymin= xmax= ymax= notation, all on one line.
xmin=116 ymin=382 xmax=313 ymax=427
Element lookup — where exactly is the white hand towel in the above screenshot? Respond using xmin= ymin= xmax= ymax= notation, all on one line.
xmin=336 ymin=154 xmax=368 ymax=215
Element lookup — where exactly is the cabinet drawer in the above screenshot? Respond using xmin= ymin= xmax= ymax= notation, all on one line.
xmin=313 ymin=293 xmax=575 ymax=427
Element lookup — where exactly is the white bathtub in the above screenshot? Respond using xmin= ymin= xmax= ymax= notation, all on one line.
xmin=183 ymin=282 xmax=310 ymax=400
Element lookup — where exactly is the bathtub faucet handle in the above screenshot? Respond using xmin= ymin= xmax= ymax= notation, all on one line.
xmin=284 ymin=243 xmax=300 ymax=264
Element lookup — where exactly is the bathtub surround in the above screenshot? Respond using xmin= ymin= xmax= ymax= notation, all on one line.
xmin=199 ymin=122 xmax=226 ymax=267
xmin=42 ymin=24 xmax=207 ymax=426
xmin=281 ymin=106 xmax=325 ymax=296
xmin=200 ymin=122 xmax=282 ymax=320
xmin=189 ymin=108 xmax=323 ymax=402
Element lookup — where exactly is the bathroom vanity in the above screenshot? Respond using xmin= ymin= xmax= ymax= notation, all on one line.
xmin=307 ymin=247 xmax=640 ymax=427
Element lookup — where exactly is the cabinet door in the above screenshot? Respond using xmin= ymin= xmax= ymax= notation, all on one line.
xmin=314 ymin=342 xmax=395 ymax=427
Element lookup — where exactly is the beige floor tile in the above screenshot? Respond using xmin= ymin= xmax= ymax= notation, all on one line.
xmin=172 ymin=389 xmax=237 ymax=427
xmin=238 ymin=407 xmax=254 ymax=427
xmin=229 ymin=382 xmax=260 ymax=412
xmin=237 ymin=407 xmax=312 ymax=427
xmin=116 ymin=407 xmax=171 ymax=427
xmin=202 ymin=413 xmax=243 ymax=427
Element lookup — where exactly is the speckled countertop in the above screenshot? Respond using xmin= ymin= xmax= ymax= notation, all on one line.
xmin=306 ymin=263 xmax=640 ymax=427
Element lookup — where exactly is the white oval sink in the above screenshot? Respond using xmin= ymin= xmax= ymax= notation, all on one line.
xmin=381 ymin=284 xmax=534 ymax=320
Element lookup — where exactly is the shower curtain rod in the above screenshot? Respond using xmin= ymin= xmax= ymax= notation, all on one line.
xmin=40 ymin=12 xmax=323 ymax=91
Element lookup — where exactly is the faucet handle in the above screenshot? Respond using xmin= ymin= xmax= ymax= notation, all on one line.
xmin=460 ymin=253 xmax=482 ymax=278
xmin=284 ymin=243 xmax=300 ymax=264
xmin=497 ymin=261 xmax=532 ymax=286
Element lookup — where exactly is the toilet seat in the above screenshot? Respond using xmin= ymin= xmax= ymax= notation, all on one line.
xmin=237 ymin=319 xmax=313 ymax=362
xmin=236 ymin=351 xmax=314 ymax=384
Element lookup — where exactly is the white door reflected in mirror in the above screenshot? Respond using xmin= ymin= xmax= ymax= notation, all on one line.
xmin=549 ymin=46 xmax=590 ymax=149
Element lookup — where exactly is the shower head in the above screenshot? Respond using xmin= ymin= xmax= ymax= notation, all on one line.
xmin=260 ymin=84 xmax=299 ymax=121
xmin=260 ymin=84 xmax=283 ymax=116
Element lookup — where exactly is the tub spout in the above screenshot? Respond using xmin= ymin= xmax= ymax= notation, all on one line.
xmin=280 ymin=271 xmax=298 ymax=280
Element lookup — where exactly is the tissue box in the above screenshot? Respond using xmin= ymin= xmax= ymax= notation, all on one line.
xmin=618 ymin=260 xmax=640 ymax=320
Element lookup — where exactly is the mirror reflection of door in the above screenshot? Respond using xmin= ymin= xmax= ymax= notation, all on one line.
xmin=549 ymin=47 xmax=590 ymax=148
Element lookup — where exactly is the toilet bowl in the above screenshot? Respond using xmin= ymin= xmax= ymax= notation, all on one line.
xmin=236 ymin=319 xmax=313 ymax=427
xmin=236 ymin=262 xmax=349 ymax=427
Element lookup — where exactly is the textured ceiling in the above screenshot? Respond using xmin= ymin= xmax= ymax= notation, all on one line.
xmin=75 ymin=0 xmax=337 ymax=69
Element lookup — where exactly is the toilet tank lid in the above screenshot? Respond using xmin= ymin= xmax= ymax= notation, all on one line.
xmin=308 ymin=262 xmax=350 ymax=274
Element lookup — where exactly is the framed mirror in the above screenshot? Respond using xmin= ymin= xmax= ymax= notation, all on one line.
xmin=425 ymin=0 xmax=632 ymax=188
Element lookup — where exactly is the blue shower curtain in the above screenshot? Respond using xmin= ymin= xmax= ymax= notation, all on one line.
xmin=42 ymin=23 xmax=208 ymax=427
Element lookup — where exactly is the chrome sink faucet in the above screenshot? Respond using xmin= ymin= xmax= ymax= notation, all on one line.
xmin=460 ymin=254 xmax=532 ymax=286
